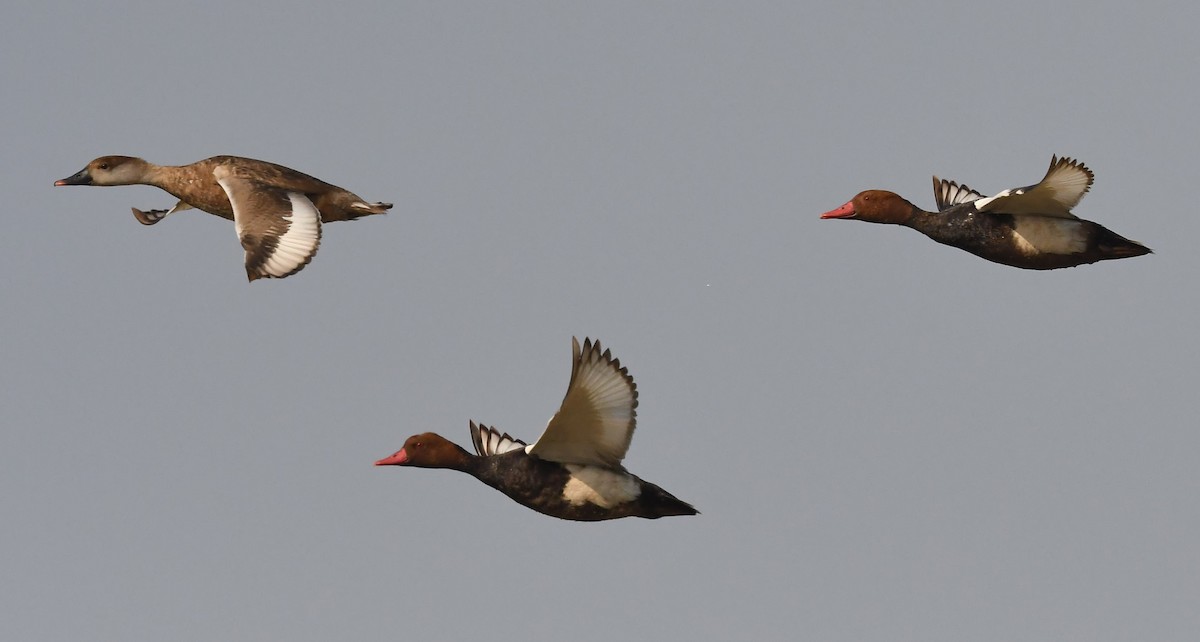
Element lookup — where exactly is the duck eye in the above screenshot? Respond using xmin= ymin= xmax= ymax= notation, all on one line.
xmin=98 ymin=163 xmax=109 ymax=170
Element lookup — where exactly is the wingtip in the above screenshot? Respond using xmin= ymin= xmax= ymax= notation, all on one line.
xmin=1049 ymin=154 xmax=1095 ymax=189
xmin=577 ymin=336 xmax=607 ymax=359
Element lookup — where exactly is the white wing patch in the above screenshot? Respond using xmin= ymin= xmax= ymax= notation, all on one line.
xmin=932 ymin=176 xmax=985 ymax=211
xmin=214 ymin=164 xmax=323 ymax=280
xmin=562 ymin=464 xmax=641 ymax=508
xmin=974 ymin=155 xmax=1093 ymax=219
xmin=469 ymin=421 xmax=528 ymax=457
xmin=526 ymin=337 xmax=638 ymax=467
xmin=971 ymin=189 xmax=1015 ymax=212
xmin=259 ymin=192 xmax=321 ymax=277
xmin=1010 ymin=216 xmax=1089 ymax=255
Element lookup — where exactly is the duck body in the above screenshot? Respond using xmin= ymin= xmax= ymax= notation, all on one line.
xmin=376 ymin=338 xmax=697 ymax=522
xmin=55 ymin=155 xmax=391 ymax=280
xmin=905 ymin=205 xmax=1147 ymax=270
xmin=462 ymin=446 xmax=696 ymax=521
xmin=56 ymin=155 xmax=389 ymax=222
xmin=821 ymin=155 xmax=1150 ymax=270
xmin=131 ymin=155 xmax=245 ymax=221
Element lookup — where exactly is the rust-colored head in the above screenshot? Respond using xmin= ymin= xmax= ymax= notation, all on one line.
xmin=821 ymin=190 xmax=916 ymax=225
xmin=54 ymin=156 xmax=151 ymax=187
xmin=375 ymin=433 xmax=470 ymax=469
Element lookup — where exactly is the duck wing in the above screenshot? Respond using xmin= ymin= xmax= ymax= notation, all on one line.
xmin=214 ymin=164 xmax=323 ymax=281
xmin=207 ymin=156 xmax=337 ymax=193
xmin=971 ymin=155 xmax=1093 ymax=219
xmin=527 ymin=337 xmax=638 ymax=467
xmin=469 ymin=422 xmax=528 ymax=457
xmin=932 ymin=176 xmax=985 ymax=211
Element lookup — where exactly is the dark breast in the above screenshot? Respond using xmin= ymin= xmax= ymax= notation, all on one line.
xmin=909 ymin=209 xmax=1072 ymax=269
xmin=472 ymin=452 xmax=619 ymax=521
xmin=911 ymin=209 xmax=1013 ymax=254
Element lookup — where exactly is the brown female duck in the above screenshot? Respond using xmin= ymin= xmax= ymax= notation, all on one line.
xmin=55 ymin=155 xmax=392 ymax=281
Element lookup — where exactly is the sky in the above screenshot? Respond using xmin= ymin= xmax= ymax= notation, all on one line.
xmin=3 ymin=2 xmax=1198 ymax=640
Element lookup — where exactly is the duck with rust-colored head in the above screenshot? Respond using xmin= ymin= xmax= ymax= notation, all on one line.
xmin=376 ymin=338 xmax=698 ymax=521
xmin=55 ymin=155 xmax=392 ymax=281
xmin=821 ymin=155 xmax=1150 ymax=270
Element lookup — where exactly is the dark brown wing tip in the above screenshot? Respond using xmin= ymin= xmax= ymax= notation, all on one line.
xmin=578 ymin=336 xmax=638 ymax=411
xmin=469 ymin=420 xmax=484 ymax=455
xmin=1050 ymin=154 xmax=1095 ymax=187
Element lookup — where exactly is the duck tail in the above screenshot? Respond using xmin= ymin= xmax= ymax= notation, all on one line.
xmin=1095 ymin=225 xmax=1152 ymax=260
xmin=348 ymin=200 xmax=393 ymax=217
xmin=640 ymin=484 xmax=700 ymax=518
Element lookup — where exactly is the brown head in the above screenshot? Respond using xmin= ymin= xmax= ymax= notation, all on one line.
xmin=375 ymin=432 xmax=472 ymax=470
xmin=820 ymin=190 xmax=917 ymax=225
xmin=54 ymin=156 xmax=153 ymax=187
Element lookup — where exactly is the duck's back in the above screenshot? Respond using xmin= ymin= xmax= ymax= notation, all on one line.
xmin=163 ymin=156 xmax=388 ymax=223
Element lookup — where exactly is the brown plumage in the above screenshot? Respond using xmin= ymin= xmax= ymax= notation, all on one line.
xmin=55 ymin=155 xmax=391 ymax=281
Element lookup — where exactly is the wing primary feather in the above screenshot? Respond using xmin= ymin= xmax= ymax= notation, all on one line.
xmin=469 ymin=421 xmax=527 ymax=456
xmin=527 ymin=336 xmax=639 ymax=467
xmin=469 ymin=421 xmax=485 ymax=456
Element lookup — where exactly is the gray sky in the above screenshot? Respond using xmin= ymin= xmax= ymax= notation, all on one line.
xmin=4 ymin=2 xmax=1197 ymax=640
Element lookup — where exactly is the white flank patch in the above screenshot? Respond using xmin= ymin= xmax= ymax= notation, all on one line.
xmin=1011 ymin=217 xmax=1088 ymax=255
xmin=260 ymin=193 xmax=321 ymax=277
xmin=562 ymin=464 xmax=641 ymax=508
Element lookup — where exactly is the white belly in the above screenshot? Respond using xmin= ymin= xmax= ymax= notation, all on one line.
xmin=562 ymin=465 xmax=642 ymax=508
xmin=1011 ymin=216 xmax=1088 ymax=255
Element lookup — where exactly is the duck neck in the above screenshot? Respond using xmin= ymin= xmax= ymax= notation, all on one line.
xmin=442 ymin=444 xmax=482 ymax=474
xmin=901 ymin=205 xmax=939 ymax=232
xmin=138 ymin=162 xmax=171 ymax=190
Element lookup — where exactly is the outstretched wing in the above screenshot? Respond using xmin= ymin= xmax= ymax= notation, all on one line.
xmin=971 ymin=155 xmax=1093 ymax=219
xmin=526 ymin=337 xmax=638 ymax=467
xmin=214 ymin=164 xmax=323 ymax=281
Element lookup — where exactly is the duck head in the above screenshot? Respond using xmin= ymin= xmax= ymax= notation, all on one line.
xmin=821 ymin=190 xmax=916 ymax=225
xmin=55 ymin=156 xmax=152 ymax=186
xmin=375 ymin=433 xmax=470 ymax=469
